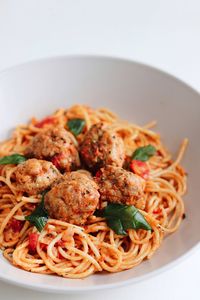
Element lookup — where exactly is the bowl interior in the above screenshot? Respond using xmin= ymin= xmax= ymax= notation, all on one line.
xmin=0 ymin=56 xmax=199 ymax=292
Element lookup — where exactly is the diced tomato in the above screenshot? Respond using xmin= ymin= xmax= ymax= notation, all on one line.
xmin=40 ymin=243 xmax=48 ymax=251
xmin=130 ymin=160 xmax=150 ymax=179
xmin=153 ymin=208 xmax=162 ymax=214
xmin=95 ymin=170 xmax=102 ymax=178
xmin=58 ymin=251 xmax=64 ymax=259
xmin=51 ymin=153 xmax=64 ymax=169
xmin=10 ymin=219 xmax=24 ymax=233
xmin=35 ymin=116 xmax=55 ymax=128
xmin=28 ymin=233 xmax=39 ymax=254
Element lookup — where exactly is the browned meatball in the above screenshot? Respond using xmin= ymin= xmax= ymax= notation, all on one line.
xmin=14 ymin=159 xmax=60 ymax=195
xmin=25 ymin=127 xmax=80 ymax=172
xmin=80 ymin=123 xmax=125 ymax=171
xmin=44 ymin=171 xmax=100 ymax=225
xmin=95 ymin=165 xmax=146 ymax=209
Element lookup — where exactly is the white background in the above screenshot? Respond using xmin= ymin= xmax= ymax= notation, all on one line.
xmin=0 ymin=0 xmax=200 ymax=299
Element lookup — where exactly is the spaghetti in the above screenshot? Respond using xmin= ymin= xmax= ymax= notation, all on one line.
xmin=0 ymin=105 xmax=188 ymax=278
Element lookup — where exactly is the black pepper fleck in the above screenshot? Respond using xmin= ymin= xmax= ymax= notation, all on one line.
xmin=182 ymin=213 xmax=186 ymax=219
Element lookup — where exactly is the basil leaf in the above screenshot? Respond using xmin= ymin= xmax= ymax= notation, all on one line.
xmin=26 ymin=215 xmax=47 ymax=232
xmin=107 ymin=218 xmax=127 ymax=235
xmin=94 ymin=209 xmax=104 ymax=217
xmin=25 ymin=191 xmax=48 ymax=232
xmin=67 ymin=119 xmax=86 ymax=136
xmin=95 ymin=203 xmax=151 ymax=235
xmin=132 ymin=145 xmax=156 ymax=161
xmin=0 ymin=154 xmax=27 ymax=165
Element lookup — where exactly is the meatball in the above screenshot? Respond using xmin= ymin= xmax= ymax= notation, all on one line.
xmin=14 ymin=159 xmax=60 ymax=195
xmin=25 ymin=127 xmax=80 ymax=172
xmin=44 ymin=171 xmax=100 ymax=225
xmin=80 ymin=123 xmax=125 ymax=171
xmin=95 ymin=165 xmax=146 ymax=209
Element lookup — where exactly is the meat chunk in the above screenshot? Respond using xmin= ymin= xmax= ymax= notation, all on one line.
xmin=14 ymin=159 xmax=60 ymax=195
xmin=44 ymin=171 xmax=100 ymax=225
xmin=25 ymin=127 xmax=80 ymax=172
xmin=95 ymin=165 xmax=146 ymax=209
xmin=80 ymin=123 xmax=125 ymax=171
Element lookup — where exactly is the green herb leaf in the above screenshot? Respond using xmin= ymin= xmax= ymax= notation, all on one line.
xmin=95 ymin=203 xmax=151 ymax=235
xmin=0 ymin=154 xmax=27 ymax=165
xmin=132 ymin=145 xmax=156 ymax=162
xmin=67 ymin=119 xmax=86 ymax=136
xmin=107 ymin=218 xmax=127 ymax=235
xmin=25 ymin=191 xmax=48 ymax=232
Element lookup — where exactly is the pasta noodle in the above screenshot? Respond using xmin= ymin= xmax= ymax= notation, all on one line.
xmin=0 ymin=105 xmax=188 ymax=278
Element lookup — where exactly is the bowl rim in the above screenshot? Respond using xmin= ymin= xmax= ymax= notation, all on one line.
xmin=0 ymin=243 xmax=199 ymax=294
xmin=0 ymin=54 xmax=200 ymax=98
xmin=0 ymin=55 xmax=199 ymax=293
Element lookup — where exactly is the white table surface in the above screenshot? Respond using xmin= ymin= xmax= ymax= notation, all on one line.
xmin=0 ymin=0 xmax=200 ymax=299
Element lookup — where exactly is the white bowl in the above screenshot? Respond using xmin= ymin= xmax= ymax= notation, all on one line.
xmin=0 ymin=56 xmax=199 ymax=293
